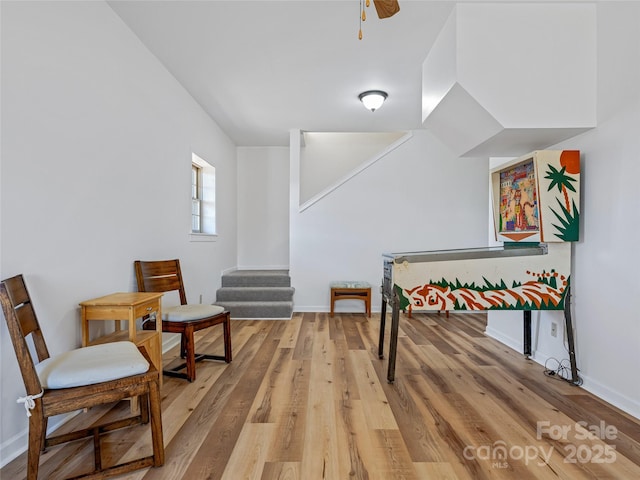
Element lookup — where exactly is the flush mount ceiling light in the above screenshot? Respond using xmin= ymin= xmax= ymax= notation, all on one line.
xmin=359 ymin=90 xmax=388 ymax=112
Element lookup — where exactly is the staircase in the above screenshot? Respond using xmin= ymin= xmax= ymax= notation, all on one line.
xmin=215 ymin=270 xmax=294 ymax=319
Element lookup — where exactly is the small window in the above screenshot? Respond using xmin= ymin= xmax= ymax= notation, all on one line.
xmin=191 ymin=153 xmax=216 ymax=239
xmin=192 ymin=164 xmax=202 ymax=233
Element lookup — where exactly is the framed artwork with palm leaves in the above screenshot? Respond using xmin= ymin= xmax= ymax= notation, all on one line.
xmin=491 ymin=150 xmax=580 ymax=243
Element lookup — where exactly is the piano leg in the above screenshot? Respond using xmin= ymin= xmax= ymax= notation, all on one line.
xmin=563 ymin=286 xmax=581 ymax=385
xmin=524 ymin=310 xmax=532 ymax=358
xmin=378 ymin=295 xmax=387 ymax=359
xmin=386 ymin=291 xmax=401 ymax=383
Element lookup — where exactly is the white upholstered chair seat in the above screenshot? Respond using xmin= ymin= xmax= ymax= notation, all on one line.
xmin=163 ymin=304 xmax=225 ymax=322
xmin=36 ymin=341 xmax=149 ymax=389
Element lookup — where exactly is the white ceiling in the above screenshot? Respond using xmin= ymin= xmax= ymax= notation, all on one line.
xmin=108 ymin=1 xmax=456 ymax=146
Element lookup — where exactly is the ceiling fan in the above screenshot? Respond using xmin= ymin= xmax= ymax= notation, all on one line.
xmin=373 ymin=0 xmax=400 ymax=19
xmin=359 ymin=0 xmax=400 ymax=39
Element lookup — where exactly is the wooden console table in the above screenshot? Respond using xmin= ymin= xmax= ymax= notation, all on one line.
xmin=330 ymin=281 xmax=371 ymax=317
xmin=80 ymin=292 xmax=164 ymax=386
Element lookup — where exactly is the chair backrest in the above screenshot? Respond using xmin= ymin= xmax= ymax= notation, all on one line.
xmin=134 ymin=259 xmax=188 ymax=305
xmin=0 ymin=275 xmax=49 ymax=394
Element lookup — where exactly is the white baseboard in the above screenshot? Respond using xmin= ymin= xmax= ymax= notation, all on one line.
xmin=578 ymin=374 xmax=640 ymax=420
xmin=162 ymin=333 xmax=180 ymax=352
xmin=1 ymin=427 xmax=28 ymax=468
xmin=484 ymin=325 xmax=523 ymax=352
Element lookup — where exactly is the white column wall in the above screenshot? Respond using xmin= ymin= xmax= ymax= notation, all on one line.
xmin=237 ymin=147 xmax=290 ymax=269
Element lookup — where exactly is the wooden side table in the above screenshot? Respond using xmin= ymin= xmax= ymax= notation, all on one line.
xmin=330 ymin=281 xmax=372 ymax=317
xmin=79 ymin=292 xmax=164 ymax=386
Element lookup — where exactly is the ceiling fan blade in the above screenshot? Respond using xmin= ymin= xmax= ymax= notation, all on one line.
xmin=373 ymin=0 xmax=400 ymax=19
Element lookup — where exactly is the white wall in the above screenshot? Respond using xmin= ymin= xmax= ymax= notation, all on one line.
xmin=290 ymin=128 xmax=489 ymax=312
xmin=237 ymin=147 xmax=290 ymax=269
xmin=0 ymin=1 xmax=237 ymax=464
xmin=300 ymin=132 xmax=406 ymax=204
xmin=486 ymin=1 xmax=640 ymax=418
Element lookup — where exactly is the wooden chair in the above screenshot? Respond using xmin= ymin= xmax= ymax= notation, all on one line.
xmin=134 ymin=259 xmax=232 ymax=382
xmin=0 ymin=274 xmax=164 ymax=480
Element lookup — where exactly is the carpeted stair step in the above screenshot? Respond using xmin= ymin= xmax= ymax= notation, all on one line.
xmin=215 ymin=300 xmax=293 ymax=319
xmin=216 ymin=286 xmax=295 ymax=302
xmin=221 ymin=270 xmax=290 ymax=288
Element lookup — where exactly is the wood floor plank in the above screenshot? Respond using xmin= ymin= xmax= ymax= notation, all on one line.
xmin=402 ymin=372 xmax=492 ymax=480
xmin=414 ymin=461 xmax=461 ymax=480
xmin=278 ymin=313 xmax=304 ymax=349
xmin=371 ymin=429 xmax=419 ymax=480
xmin=402 ymin=315 xmax=434 ymax=346
xmin=354 ymin=313 xmax=383 ymax=358
xmin=221 ymin=423 xmax=275 ymax=480
xmin=371 ymin=361 xmax=447 ymax=463
xmin=260 ymin=461 xmax=300 ymax=480
xmin=331 ymin=328 xmax=362 ymax=402
xmin=300 ymin=316 xmax=341 ymax=480
xmin=350 ymin=349 xmax=398 ymax=430
xmin=292 ymin=313 xmax=315 ymax=360
xmin=250 ymin=318 xmax=310 ymax=463
xmin=250 ymin=346 xmax=293 ymax=424
xmin=340 ymin=314 xmax=368 ymax=350
xmin=331 ymin=332 xmax=371 ymax=479
xmin=328 ymin=313 xmax=344 ymax=341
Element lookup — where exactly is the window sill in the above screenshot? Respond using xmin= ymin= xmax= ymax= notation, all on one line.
xmin=189 ymin=233 xmax=218 ymax=242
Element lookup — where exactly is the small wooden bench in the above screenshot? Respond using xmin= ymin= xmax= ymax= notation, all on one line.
xmin=330 ymin=281 xmax=371 ymax=317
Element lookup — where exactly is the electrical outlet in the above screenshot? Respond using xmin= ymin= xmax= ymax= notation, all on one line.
xmin=551 ymin=322 xmax=558 ymax=337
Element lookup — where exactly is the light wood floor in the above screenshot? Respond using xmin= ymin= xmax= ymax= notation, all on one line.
xmin=3 ymin=312 xmax=640 ymax=479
